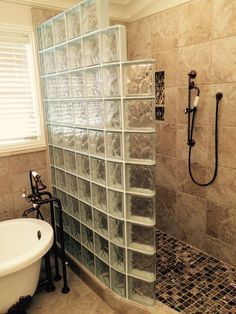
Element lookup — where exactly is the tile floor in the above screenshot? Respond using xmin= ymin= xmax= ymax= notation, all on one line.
xmin=156 ymin=230 xmax=236 ymax=313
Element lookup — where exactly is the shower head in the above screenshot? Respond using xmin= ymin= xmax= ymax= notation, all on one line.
xmin=188 ymin=70 xmax=197 ymax=79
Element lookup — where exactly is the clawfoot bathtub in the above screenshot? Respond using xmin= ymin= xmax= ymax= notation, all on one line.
xmin=0 ymin=218 xmax=53 ymax=313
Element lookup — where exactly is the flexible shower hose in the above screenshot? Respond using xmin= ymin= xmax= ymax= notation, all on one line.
xmin=188 ymin=97 xmax=220 ymax=186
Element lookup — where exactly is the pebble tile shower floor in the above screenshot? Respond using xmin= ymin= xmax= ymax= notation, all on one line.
xmin=156 ymin=230 xmax=236 ymax=313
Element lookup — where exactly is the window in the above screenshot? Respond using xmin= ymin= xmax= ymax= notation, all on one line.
xmin=0 ymin=25 xmax=45 ymax=155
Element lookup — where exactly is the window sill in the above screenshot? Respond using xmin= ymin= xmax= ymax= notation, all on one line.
xmin=0 ymin=143 xmax=47 ymax=158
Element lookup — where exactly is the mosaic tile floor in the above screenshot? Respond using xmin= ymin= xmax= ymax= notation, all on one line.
xmin=156 ymin=230 xmax=236 ymax=313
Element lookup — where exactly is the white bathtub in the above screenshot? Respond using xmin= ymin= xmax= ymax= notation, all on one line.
xmin=0 ymin=218 xmax=53 ymax=314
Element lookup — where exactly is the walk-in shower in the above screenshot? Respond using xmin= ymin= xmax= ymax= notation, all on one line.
xmin=185 ymin=70 xmax=223 ymax=186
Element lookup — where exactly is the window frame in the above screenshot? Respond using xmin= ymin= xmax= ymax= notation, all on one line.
xmin=0 ymin=23 xmax=46 ymax=157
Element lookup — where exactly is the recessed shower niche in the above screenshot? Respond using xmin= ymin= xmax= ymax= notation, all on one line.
xmin=37 ymin=0 xmax=156 ymax=306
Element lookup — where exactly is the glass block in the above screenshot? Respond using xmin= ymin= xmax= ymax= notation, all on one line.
xmin=90 ymin=157 xmax=106 ymax=184
xmin=109 ymin=217 xmax=125 ymax=246
xmin=56 ymin=74 xmax=70 ymax=98
xmin=46 ymin=76 xmax=58 ymax=99
xmin=128 ymin=251 xmax=155 ymax=281
xmin=52 ymin=125 xmax=62 ymax=146
xmin=94 ymin=209 xmax=108 ymax=237
xmin=64 ymin=232 xmax=71 ymax=253
xmin=95 ymin=257 xmax=110 ymax=287
xmin=125 ymin=133 xmax=155 ymax=162
xmin=76 ymin=153 xmax=90 ymax=178
xmin=66 ymin=5 xmax=81 ymax=40
xmin=70 ymin=237 xmax=82 ymax=262
xmin=47 ymin=125 xmax=53 ymax=145
xmin=101 ymin=28 xmax=119 ymax=63
xmin=36 ymin=26 xmax=43 ymax=51
xmin=81 ymin=225 xmax=94 ymax=251
xmin=92 ymin=184 xmax=107 ymax=212
xmin=57 ymin=189 xmax=67 ymax=212
xmin=128 ymin=277 xmax=155 ymax=306
xmin=95 ymin=233 xmax=109 ymax=262
xmin=110 ymin=243 xmax=126 ymax=272
xmin=63 ymin=127 xmax=75 ymax=149
xmin=68 ymin=39 xmax=83 ymax=69
xmin=62 ymin=211 xmax=70 ymax=234
xmin=75 ymin=128 xmax=88 ymax=153
xmin=127 ymin=194 xmax=155 ymax=224
xmin=111 ymin=269 xmax=126 ymax=298
xmin=41 ymin=78 xmax=48 ymax=99
xmin=48 ymin=145 xmax=54 ymax=165
xmin=89 ymin=130 xmax=104 ymax=156
xmin=39 ymin=53 xmax=45 ymax=75
xmin=78 ymin=178 xmax=91 ymax=203
xmin=106 ymin=132 xmax=122 ymax=159
xmin=70 ymin=70 xmax=86 ymax=98
xmin=80 ymin=202 xmax=93 ymax=228
xmin=53 ymin=13 xmax=66 ymax=45
xmin=107 ymin=190 xmax=124 ymax=218
xmin=82 ymin=246 xmax=95 ymax=273
xmin=83 ymin=33 xmax=100 ymax=66
xmin=127 ymin=223 xmax=155 ymax=253
xmin=42 ymin=21 xmax=53 ymax=49
xmin=67 ymin=195 xmax=79 ymax=220
xmin=126 ymin=164 xmax=155 ymax=194
xmin=85 ymin=67 xmax=102 ymax=97
xmin=105 ymin=100 xmax=121 ymax=129
xmin=124 ymin=99 xmax=155 ymax=130
xmin=55 ymin=44 xmax=68 ymax=72
xmin=69 ymin=216 xmax=80 ymax=241
xmin=64 ymin=150 xmax=76 ymax=172
xmin=66 ymin=173 xmax=78 ymax=197
xmin=87 ymin=101 xmax=104 ymax=129
xmin=45 ymin=101 xmax=61 ymax=123
xmin=103 ymin=65 xmax=120 ymax=97
xmin=123 ymin=63 xmax=154 ymax=96
xmin=55 ymin=169 xmax=66 ymax=190
xmin=53 ymin=147 xmax=64 ymax=169
xmin=43 ymin=49 xmax=56 ymax=74
xmin=51 ymin=166 xmax=56 ymax=186
xmin=81 ymin=0 xmax=99 ymax=34
xmin=60 ymin=100 xmax=73 ymax=125
xmin=107 ymin=161 xmax=123 ymax=189
xmin=73 ymin=101 xmax=87 ymax=127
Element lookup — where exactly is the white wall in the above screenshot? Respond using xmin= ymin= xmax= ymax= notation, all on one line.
xmin=0 ymin=2 xmax=32 ymax=27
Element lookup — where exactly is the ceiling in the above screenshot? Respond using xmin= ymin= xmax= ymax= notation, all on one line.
xmin=1 ymin=0 xmax=190 ymax=21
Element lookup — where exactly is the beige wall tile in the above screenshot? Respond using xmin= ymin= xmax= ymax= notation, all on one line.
xmin=28 ymin=150 xmax=47 ymax=170
xmin=178 ymin=0 xmax=213 ymax=47
xmin=164 ymin=87 xmax=178 ymax=124
xmin=176 ymin=124 xmax=188 ymax=160
xmin=176 ymin=192 xmax=206 ymax=233
xmin=178 ymin=42 xmax=212 ymax=86
xmin=209 ymin=83 xmax=236 ymax=127
xmin=0 ymin=194 xmax=14 ymax=215
xmin=206 ymin=201 xmax=236 ymax=245
xmin=0 ymin=175 xmax=12 ymax=196
xmin=176 ymin=222 xmax=206 ymax=251
xmin=10 ymin=172 xmax=31 ymax=193
xmin=208 ymin=126 xmax=236 ymax=167
xmin=157 ymin=217 xmax=177 ymax=238
xmin=212 ymin=36 xmax=236 ymax=83
xmin=8 ymin=154 xmax=30 ymax=174
xmin=154 ymin=49 xmax=179 ymax=87
xmin=156 ymin=186 xmax=176 ymax=221
xmin=206 ymin=165 xmax=236 ymax=207
xmin=156 ymin=155 xmax=177 ymax=191
xmin=151 ymin=7 xmax=179 ymax=52
xmin=206 ymin=235 xmax=236 ymax=267
xmin=156 ymin=123 xmax=176 ymax=157
xmin=127 ymin=17 xmax=152 ymax=60
xmin=177 ymin=159 xmax=206 ymax=198
xmin=213 ymin=0 xmax=236 ymax=39
xmin=13 ymin=191 xmax=29 ymax=212
xmin=0 ymin=157 xmax=9 ymax=176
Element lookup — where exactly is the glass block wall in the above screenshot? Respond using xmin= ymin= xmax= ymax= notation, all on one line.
xmin=37 ymin=0 xmax=156 ymax=306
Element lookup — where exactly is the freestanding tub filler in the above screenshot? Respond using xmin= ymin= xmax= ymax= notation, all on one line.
xmin=0 ymin=218 xmax=53 ymax=313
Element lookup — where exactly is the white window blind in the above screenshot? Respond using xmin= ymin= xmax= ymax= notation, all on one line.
xmin=0 ymin=29 xmax=44 ymax=154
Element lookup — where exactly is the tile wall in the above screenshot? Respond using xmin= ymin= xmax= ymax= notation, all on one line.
xmin=127 ymin=0 xmax=236 ymax=266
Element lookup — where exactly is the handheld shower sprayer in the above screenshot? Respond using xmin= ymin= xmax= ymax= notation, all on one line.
xmin=185 ymin=70 xmax=223 ymax=186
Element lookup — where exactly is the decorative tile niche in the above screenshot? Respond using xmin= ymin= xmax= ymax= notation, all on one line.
xmin=37 ymin=0 xmax=156 ymax=306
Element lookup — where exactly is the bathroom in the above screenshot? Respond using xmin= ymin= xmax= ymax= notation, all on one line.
xmin=0 ymin=0 xmax=235 ymax=313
